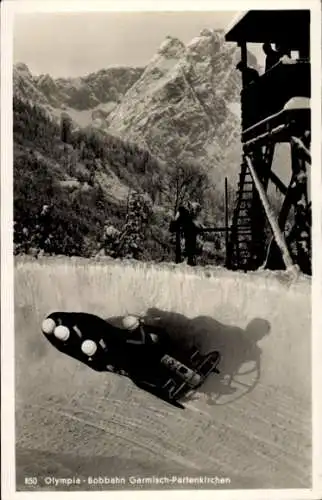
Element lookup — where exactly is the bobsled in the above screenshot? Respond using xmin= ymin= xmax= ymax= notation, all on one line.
xmin=41 ymin=312 xmax=221 ymax=409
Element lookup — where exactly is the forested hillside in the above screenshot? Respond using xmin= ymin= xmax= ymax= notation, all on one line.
xmin=14 ymin=97 xmax=228 ymax=264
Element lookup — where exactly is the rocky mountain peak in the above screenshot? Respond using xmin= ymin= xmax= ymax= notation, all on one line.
xmin=14 ymin=62 xmax=50 ymax=106
xmin=14 ymin=62 xmax=32 ymax=78
xmin=36 ymin=74 xmax=59 ymax=95
xmin=157 ymin=36 xmax=186 ymax=58
xmin=107 ymin=29 xmax=247 ymax=179
xmin=186 ymin=28 xmax=223 ymax=59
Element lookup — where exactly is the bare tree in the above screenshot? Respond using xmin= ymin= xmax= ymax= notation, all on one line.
xmin=166 ymin=161 xmax=210 ymax=215
xmin=164 ymin=128 xmax=210 ymax=214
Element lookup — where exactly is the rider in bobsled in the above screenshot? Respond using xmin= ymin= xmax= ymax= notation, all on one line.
xmin=106 ymin=314 xmax=166 ymax=381
xmin=41 ymin=312 xmax=164 ymax=374
xmin=120 ymin=315 xmax=160 ymax=346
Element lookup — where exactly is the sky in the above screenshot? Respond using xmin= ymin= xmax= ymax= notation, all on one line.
xmin=13 ymin=11 xmax=244 ymax=78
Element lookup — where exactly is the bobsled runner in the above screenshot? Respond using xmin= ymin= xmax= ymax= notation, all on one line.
xmin=41 ymin=311 xmax=221 ymax=409
xmin=135 ymin=349 xmax=221 ymax=409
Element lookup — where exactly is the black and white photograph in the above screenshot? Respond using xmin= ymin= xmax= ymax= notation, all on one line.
xmin=1 ymin=0 xmax=322 ymax=498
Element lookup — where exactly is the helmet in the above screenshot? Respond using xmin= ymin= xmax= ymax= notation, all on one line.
xmin=121 ymin=315 xmax=140 ymax=331
xmin=41 ymin=318 xmax=56 ymax=335
xmin=54 ymin=325 xmax=70 ymax=341
xmin=81 ymin=339 xmax=97 ymax=357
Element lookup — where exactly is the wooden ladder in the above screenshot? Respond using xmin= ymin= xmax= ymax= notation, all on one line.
xmin=228 ymin=160 xmax=254 ymax=270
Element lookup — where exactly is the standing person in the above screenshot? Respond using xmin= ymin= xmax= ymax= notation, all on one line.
xmin=236 ymin=61 xmax=260 ymax=86
xmin=236 ymin=62 xmax=260 ymax=127
xmin=170 ymin=202 xmax=204 ymax=266
xmin=262 ymin=43 xmax=291 ymax=72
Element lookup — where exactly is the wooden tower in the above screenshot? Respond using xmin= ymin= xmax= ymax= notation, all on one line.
xmin=225 ymin=10 xmax=311 ymax=274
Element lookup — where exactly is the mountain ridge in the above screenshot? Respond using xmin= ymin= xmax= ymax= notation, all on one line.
xmin=13 ymin=62 xmax=145 ymax=130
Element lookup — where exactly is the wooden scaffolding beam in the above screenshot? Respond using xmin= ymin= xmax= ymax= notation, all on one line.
xmin=244 ymin=155 xmax=294 ymax=270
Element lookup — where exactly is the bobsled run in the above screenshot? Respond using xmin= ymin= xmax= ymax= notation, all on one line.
xmin=15 ymin=257 xmax=311 ymax=490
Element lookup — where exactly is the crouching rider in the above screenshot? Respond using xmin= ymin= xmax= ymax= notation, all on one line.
xmin=118 ymin=315 xmax=161 ymax=380
xmin=120 ymin=315 xmax=159 ymax=345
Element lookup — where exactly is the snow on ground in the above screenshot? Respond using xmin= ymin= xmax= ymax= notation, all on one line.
xmin=15 ymin=257 xmax=311 ymax=490
xmin=50 ymin=102 xmax=116 ymax=129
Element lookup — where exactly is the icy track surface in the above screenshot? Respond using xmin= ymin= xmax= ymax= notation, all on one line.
xmin=15 ymin=257 xmax=311 ymax=490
